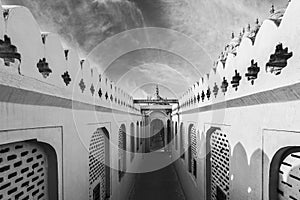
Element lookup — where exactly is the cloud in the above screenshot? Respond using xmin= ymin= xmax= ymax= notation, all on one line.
xmin=115 ymin=63 xmax=191 ymax=98
xmin=3 ymin=0 xmax=145 ymax=54
xmin=132 ymin=0 xmax=287 ymax=60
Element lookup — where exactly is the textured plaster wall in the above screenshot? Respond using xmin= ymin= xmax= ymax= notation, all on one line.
xmin=0 ymin=3 xmax=142 ymax=200
xmin=173 ymin=1 xmax=300 ymax=200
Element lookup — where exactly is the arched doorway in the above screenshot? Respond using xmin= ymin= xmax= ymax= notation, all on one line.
xmin=167 ymin=120 xmax=171 ymax=145
xmin=118 ymin=124 xmax=126 ymax=181
xmin=140 ymin=121 xmax=143 ymax=145
xmin=88 ymin=128 xmax=111 ymax=200
xmin=206 ymin=127 xmax=230 ymax=200
xmin=180 ymin=123 xmax=185 ymax=159
xmin=130 ymin=123 xmax=135 ymax=161
xmin=136 ymin=122 xmax=139 ymax=151
xmin=150 ymin=119 xmax=165 ymax=151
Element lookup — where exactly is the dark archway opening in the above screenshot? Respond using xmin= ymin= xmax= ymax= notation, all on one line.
xmin=150 ymin=119 xmax=165 ymax=151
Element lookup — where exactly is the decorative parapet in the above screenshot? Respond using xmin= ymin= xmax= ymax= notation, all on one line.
xmin=0 ymin=5 xmax=140 ymax=114
xmin=178 ymin=1 xmax=299 ymax=113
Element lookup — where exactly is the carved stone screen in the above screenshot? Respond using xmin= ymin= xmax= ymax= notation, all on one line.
xmin=210 ymin=130 xmax=230 ymax=200
xmin=0 ymin=141 xmax=48 ymax=200
xmin=89 ymin=130 xmax=106 ymax=200
xmin=190 ymin=126 xmax=197 ymax=177
xmin=118 ymin=126 xmax=126 ymax=180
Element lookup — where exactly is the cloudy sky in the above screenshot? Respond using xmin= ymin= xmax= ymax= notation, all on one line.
xmin=3 ymin=0 xmax=286 ymax=98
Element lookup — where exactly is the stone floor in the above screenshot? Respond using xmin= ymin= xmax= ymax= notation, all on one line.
xmin=129 ymin=133 xmax=186 ymax=200
xmin=129 ymin=164 xmax=186 ymax=200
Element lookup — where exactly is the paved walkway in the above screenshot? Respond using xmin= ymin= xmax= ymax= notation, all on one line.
xmin=129 ymin=163 xmax=186 ymax=200
xmin=129 ymin=128 xmax=185 ymax=200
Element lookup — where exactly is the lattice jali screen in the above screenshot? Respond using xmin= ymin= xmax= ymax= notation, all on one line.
xmin=0 ymin=141 xmax=48 ymax=200
xmin=210 ymin=130 xmax=230 ymax=200
xmin=118 ymin=127 xmax=126 ymax=179
xmin=278 ymin=152 xmax=300 ymax=200
xmin=89 ymin=130 xmax=106 ymax=200
xmin=190 ymin=126 xmax=197 ymax=176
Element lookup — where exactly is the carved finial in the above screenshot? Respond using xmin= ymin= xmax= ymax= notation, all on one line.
xmin=64 ymin=50 xmax=69 ymax=61
xmin=256 ymin=18 xmax=259 ymax=24
xmin=80 ymin=59 xmax=85 ymax=70
xmin=41 ymin=33 xmax=48 ymax=45
xmin=270 ymin=5 xmax=275 ymax=14
xmin=156 ymin=85 xmax=160 ymax=98
xmin=231 ymin=32 xmax=235 ymax=39
xmin=247 ymin=24 xmax=251 ymax=31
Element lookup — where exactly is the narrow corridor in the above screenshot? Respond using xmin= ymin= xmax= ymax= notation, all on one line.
xmin=129 ymin=163 xmax=185 ymax=200
xmin=129 ymin=129 xmax=185 ymax=200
